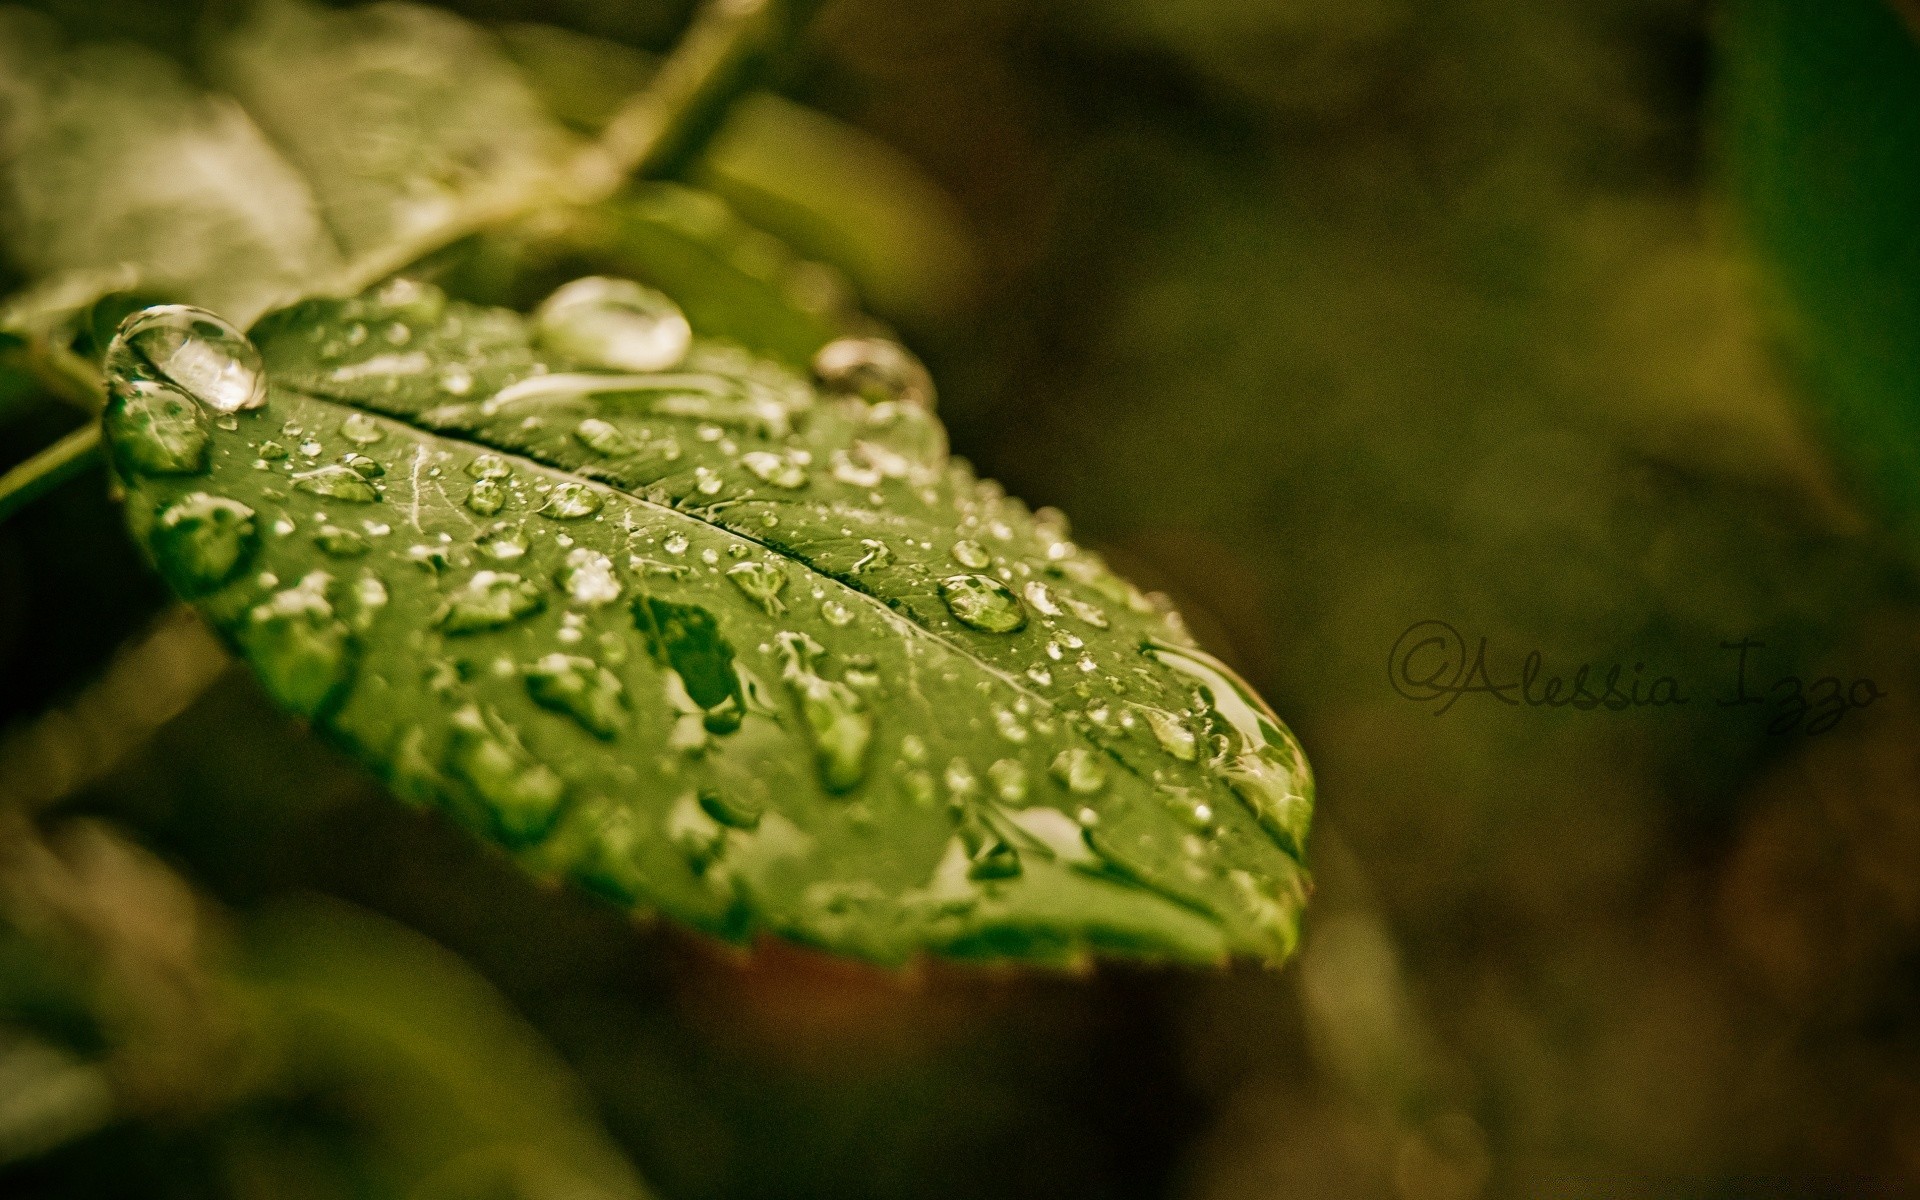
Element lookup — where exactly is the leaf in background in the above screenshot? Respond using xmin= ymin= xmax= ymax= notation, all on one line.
xmin=1720 ymin=0 xmax=1920 ymax=553
xmin=99 ymin=279 xmax=1311 ymax=967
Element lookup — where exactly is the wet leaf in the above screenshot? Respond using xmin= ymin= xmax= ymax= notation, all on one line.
xmin=102 ymin=279 xmax=1313 ymax=967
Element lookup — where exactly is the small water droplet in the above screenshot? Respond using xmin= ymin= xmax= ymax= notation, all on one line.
xmin=340 ymin=412 xmax=383 ymax=445
xmin=1050 ymin=748 xmax=1109 ymax=795
xmin=339 ymin=452 xmax=383 ymax=478
xmin=465 ymin=478 xmax=507 ymax=515
xmin=437 ymin=570 xmax=546 ymax=634
xmin=257 ymin=440 xmax=288 ymax=461
xmin=466 ymin=454 xmax=511 ymax=480
xmin=663 ymin=532 xmax=690 ymax=556
xmin=993 ymin=707 xmax=1029 ymax=743
xmin=535 ymin=276 xmax=692 ymax=371
xmin=151 ymin=494 xmax=256 ymax=593
xmin=939 ymin=574 xmax=1027 ymax=634
xmin=820 ymin=598 xmax=855 ymax=627
xmin=950 ymin=539 xmax=990 ymax=569
xmin=1063 ymin=596 xmax=1110 ymax=628
xmin=813 ymin=336 xmax=935 ymax=408
xmin=524 ymin=653 xmax=627 ymax=739
xmin=477 ymin=523 xmax=528 ymax=561
xmin=241 ymin=572 xmax=354 ymax=717
xmin=693 ymin=466 xmax=725 ymax=496
xmin=313 ymin=524 xmax=370 ymax=557
xmin=558 ymin=548 xmax=622 ymax=606
xmin=727 ymin=561 xmax=788 ymax=615
xmin=292 ymin=464 xmax=380 ymax=503
xmin=541 ymin=482 xmax=603 ymax=520
xmin=740 ymin=450 xmax=808 ymax=488
xmin=349 ymin=573 xmax=388 ymax=631
xmin=777 ymin=631 xmax=873 ymax=793
xmin=446 ymin=704 xmax=566 ymax=844
xmin=988 ymin=758 xmax=1029 ymax=802
xmin=575 ymin=417 xmax=637 ymax=456
xmin=104 ymin=305 xmax=265 ymax=414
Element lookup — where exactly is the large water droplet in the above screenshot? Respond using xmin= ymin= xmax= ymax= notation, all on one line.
xmin=447 ymin=704 xmax=567 ymax=844
xmin=939 ymin=574 xmax=1026 ymax=634
xmin=1146 ymin=639 xmax=1312 ymax=855
xmin=240 ymin=572 xmax=354 ymax=717
xmin=1050 ymin=748 xmax=1109 ymax=795
xmin=437 ymin=571 xmax=546 ymax=634
xmin=105 ymin=305 xmax=265 ymax=415
xmin=778 ymin=631 xmax=873 ymax=794
xmin=292 ymin=464 xmax=380 ymax=503
xmin=813 ymin=337 xmax=935 ymax=408
xmin=104 ymin=381 xmax=211 ymax=476
xmin=535 ymin=277 xmax=691 ymax=372
xmin=726 ymin=561 xmax=788 ymax=615
xmin=541 ymin=482 xmax=603 ymax=520
xmin=151 ymin=494 xmax=256 ymax=594
xmin=524 ymin=653 xmax=627 ymax=739
xmin=558 ymin=548 xmax=621 ymax=607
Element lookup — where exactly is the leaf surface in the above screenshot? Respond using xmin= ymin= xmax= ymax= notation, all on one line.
xmin=101 ymin=279 xmax=1313 ymax=966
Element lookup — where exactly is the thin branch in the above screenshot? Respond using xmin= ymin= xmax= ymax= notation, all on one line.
xmin=0 ymin=423 xmax=104 ymax=527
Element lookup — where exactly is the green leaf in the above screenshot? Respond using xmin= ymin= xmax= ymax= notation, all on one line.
xmin=100 ymin=280 xmax=1312 ymax=967
xmin=1720 ymin=0 xmax=1920 ymax=553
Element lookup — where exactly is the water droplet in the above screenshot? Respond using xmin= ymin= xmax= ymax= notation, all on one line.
xmin=988 ymin=758 xmax=1029 ymax=803
xmin=778 ymin=631 xmax=873 ymax=793
xmin=698 ymin=789 xmax=763 ymax=831
xmin=466 ymin=454 xmax=511 ymax=480
xmin=939 ymin=574 xmax=1027 ymax=634
xmin=1147 ymin=639 xmax=1313 ymax=855
xmin=1050 ymin=748 xmax=1109 ymax=795
xmin=541 ymin=482 xmax=603 ymax=520
xmin=558 ymin=548 xmax=622 ymax=606
xmin=993 ymin=707 xmax=1029 ymax=743
xmin=820 ymin=598 xmax=855 ymax=627
xmin=813 ymin=337 xmax=935 ymax=408
xmin=339 ymin=453 xmax=383 ymax=478
xmin=313 ymin=524 xmax=369 ymax=557
xmin=241 ymin=572 xmax=354 ymax=717
xmin=348 ymin=573 xmax=388 ymax=631
xmin=437 ymin=571 xmax=546 ymax=634
xmin=535 ymin=277 xmax=691 ymax=371
xmin=104 ymin=305 xmax=265 ymax=414
xmin=950 ymin=539 xmax=990 ymax=569
xmin=524 ymin=653 xmax=627 ymax=739
xmin=478 ymin=523 xmax=528 ymax=561
xmin=575 ymin=417 xmax=637 ymax=456
xmin=1063 ymin=596 xmax=1110 ymax=628
xmin=663 ymin=532 xmax=690 ymax=556
xmin=944 ymin=757 xmax=979 ymax=801
xmin=340 ymin=412 xmax=383 ymax=445
xmin=447 ymin=704 xmax=566 ymax=844
xmin=292 ymin=464 xmax=380 ymax=503
xmin=104 ymin=380 xmax=211 ymax=476
xmin=740 ymin=450 xmax=808 ymax=488
xmin=151 ymin=494 xmax=256 ymax=593
xmin=466 ymin=478 xmax=507 ymax=516
xmin=727 ymin=561 xmax=788 ymax=615
xmin=258 ymin=440 xmax=288 ymax=461
xmin=693 ymin=466 xmax=725 ymax=496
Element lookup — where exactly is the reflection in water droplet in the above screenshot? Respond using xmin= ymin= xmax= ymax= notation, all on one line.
xmin=727 ymin=561 xmax=787 ymax=615
xmin=104 ymin=381 xmax=211 ymax=476
xmin=950 ymin=539 xmax=990 ymax=569
xmin=524 ymin=653 xmax=627 ymax=739
xmin=1050 ymin=748 xmax=1109 ymax=795
xmin=575 ymin=417 xmax=637 ymax=456
xmin=152 ymin=494 xmax=256 ymax=593
xmin=105 ymin=305 xmax=265 ymax=414
xmin=447 ymin=704 xmax=567 ymax=844
xmin=241 ymin=572 xmax=354 ymax=717
xmin=812 ymin=337 xmax=935 ymax=408
xmin=542 ymin=482 xmax=603 ymax=520
xmin=939 ymin=574 xmax=1027 ymax=634
xmin=778 ymin=631 xmax=873 ymax=794
xmin=437 ymin=571 xmax=546 ymax=634
xmin=465 ymin=478 xmax=506 ymax=515
xmin=1146 ymin=639 xmax=1313 ymax=855
xmin=340 ymin=412 xmax=383 ymax=444
xmin=292 ymin=464 xmax=380 ymax=502
xmin=535 ymin=277 xmax=691 ymax=372
xmin=558 ymin=548 xmax=622 ymax=606
xmin=313 ymin=524 xmax=370 ymax=557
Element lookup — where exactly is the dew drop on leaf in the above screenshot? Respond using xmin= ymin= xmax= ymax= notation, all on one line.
xmin=524 ymin=653 xmax=627 ymax=739
xmin=465 ymin=478 xmax=507 ymax=515
xmin=778 ymin=632 xmax=873 ymax=794
xmin=1050 ymin=748 xmax=1109 ymax=795
xmin=466 ymin=454 xmax=511 ymax=480
xmin=541 ymin=482 xmax=603 ymax=520
xmin=557 ymin=548 xmax=621 ymax=607
xmin=292 ymin=464 xmax=381 ymax=503
xmin=437 ymin=571 xmax=546 ymax=634
xmin=813 ymin=336 xmax=935 ymax=409
xmin=950 ymin=539 xmax=991 ymax=569
xmin=151 ymin=494 xmax=257 ymax=594
xmin=939 ymin=574 xmax=1027 ymax=634
xmin=313 ymin=524 xmax=370 ymax=558
xmin=727 ymin=561 xmax=788 ymax=615
xmin=340 ymin=412 xmax=383 ymax=445
xmin=446 ymin=704 xmax=566 ymax=844
xmin=575 ymin=417 xmax=637 ymax=456
xmin=535 ymin=276 xmax=692 ymax=372
xmin=105 ymin=305 xmax=265 ymax=415
xmin=988 ymin=758 xmax=1029 ymax=803
xmin=240 ymin=572 xmax=354 ymax=717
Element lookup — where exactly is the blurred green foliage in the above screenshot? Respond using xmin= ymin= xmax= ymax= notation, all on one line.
xmin=6 ymin=0 xmax=1920 ymax=1197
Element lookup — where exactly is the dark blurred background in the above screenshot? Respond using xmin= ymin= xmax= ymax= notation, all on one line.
xmin=8 ymin=0 xmax=1920 ymax=1196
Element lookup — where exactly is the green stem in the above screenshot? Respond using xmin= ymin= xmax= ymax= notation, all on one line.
xmin=0 ymin=423 xmax=103 ymax=526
